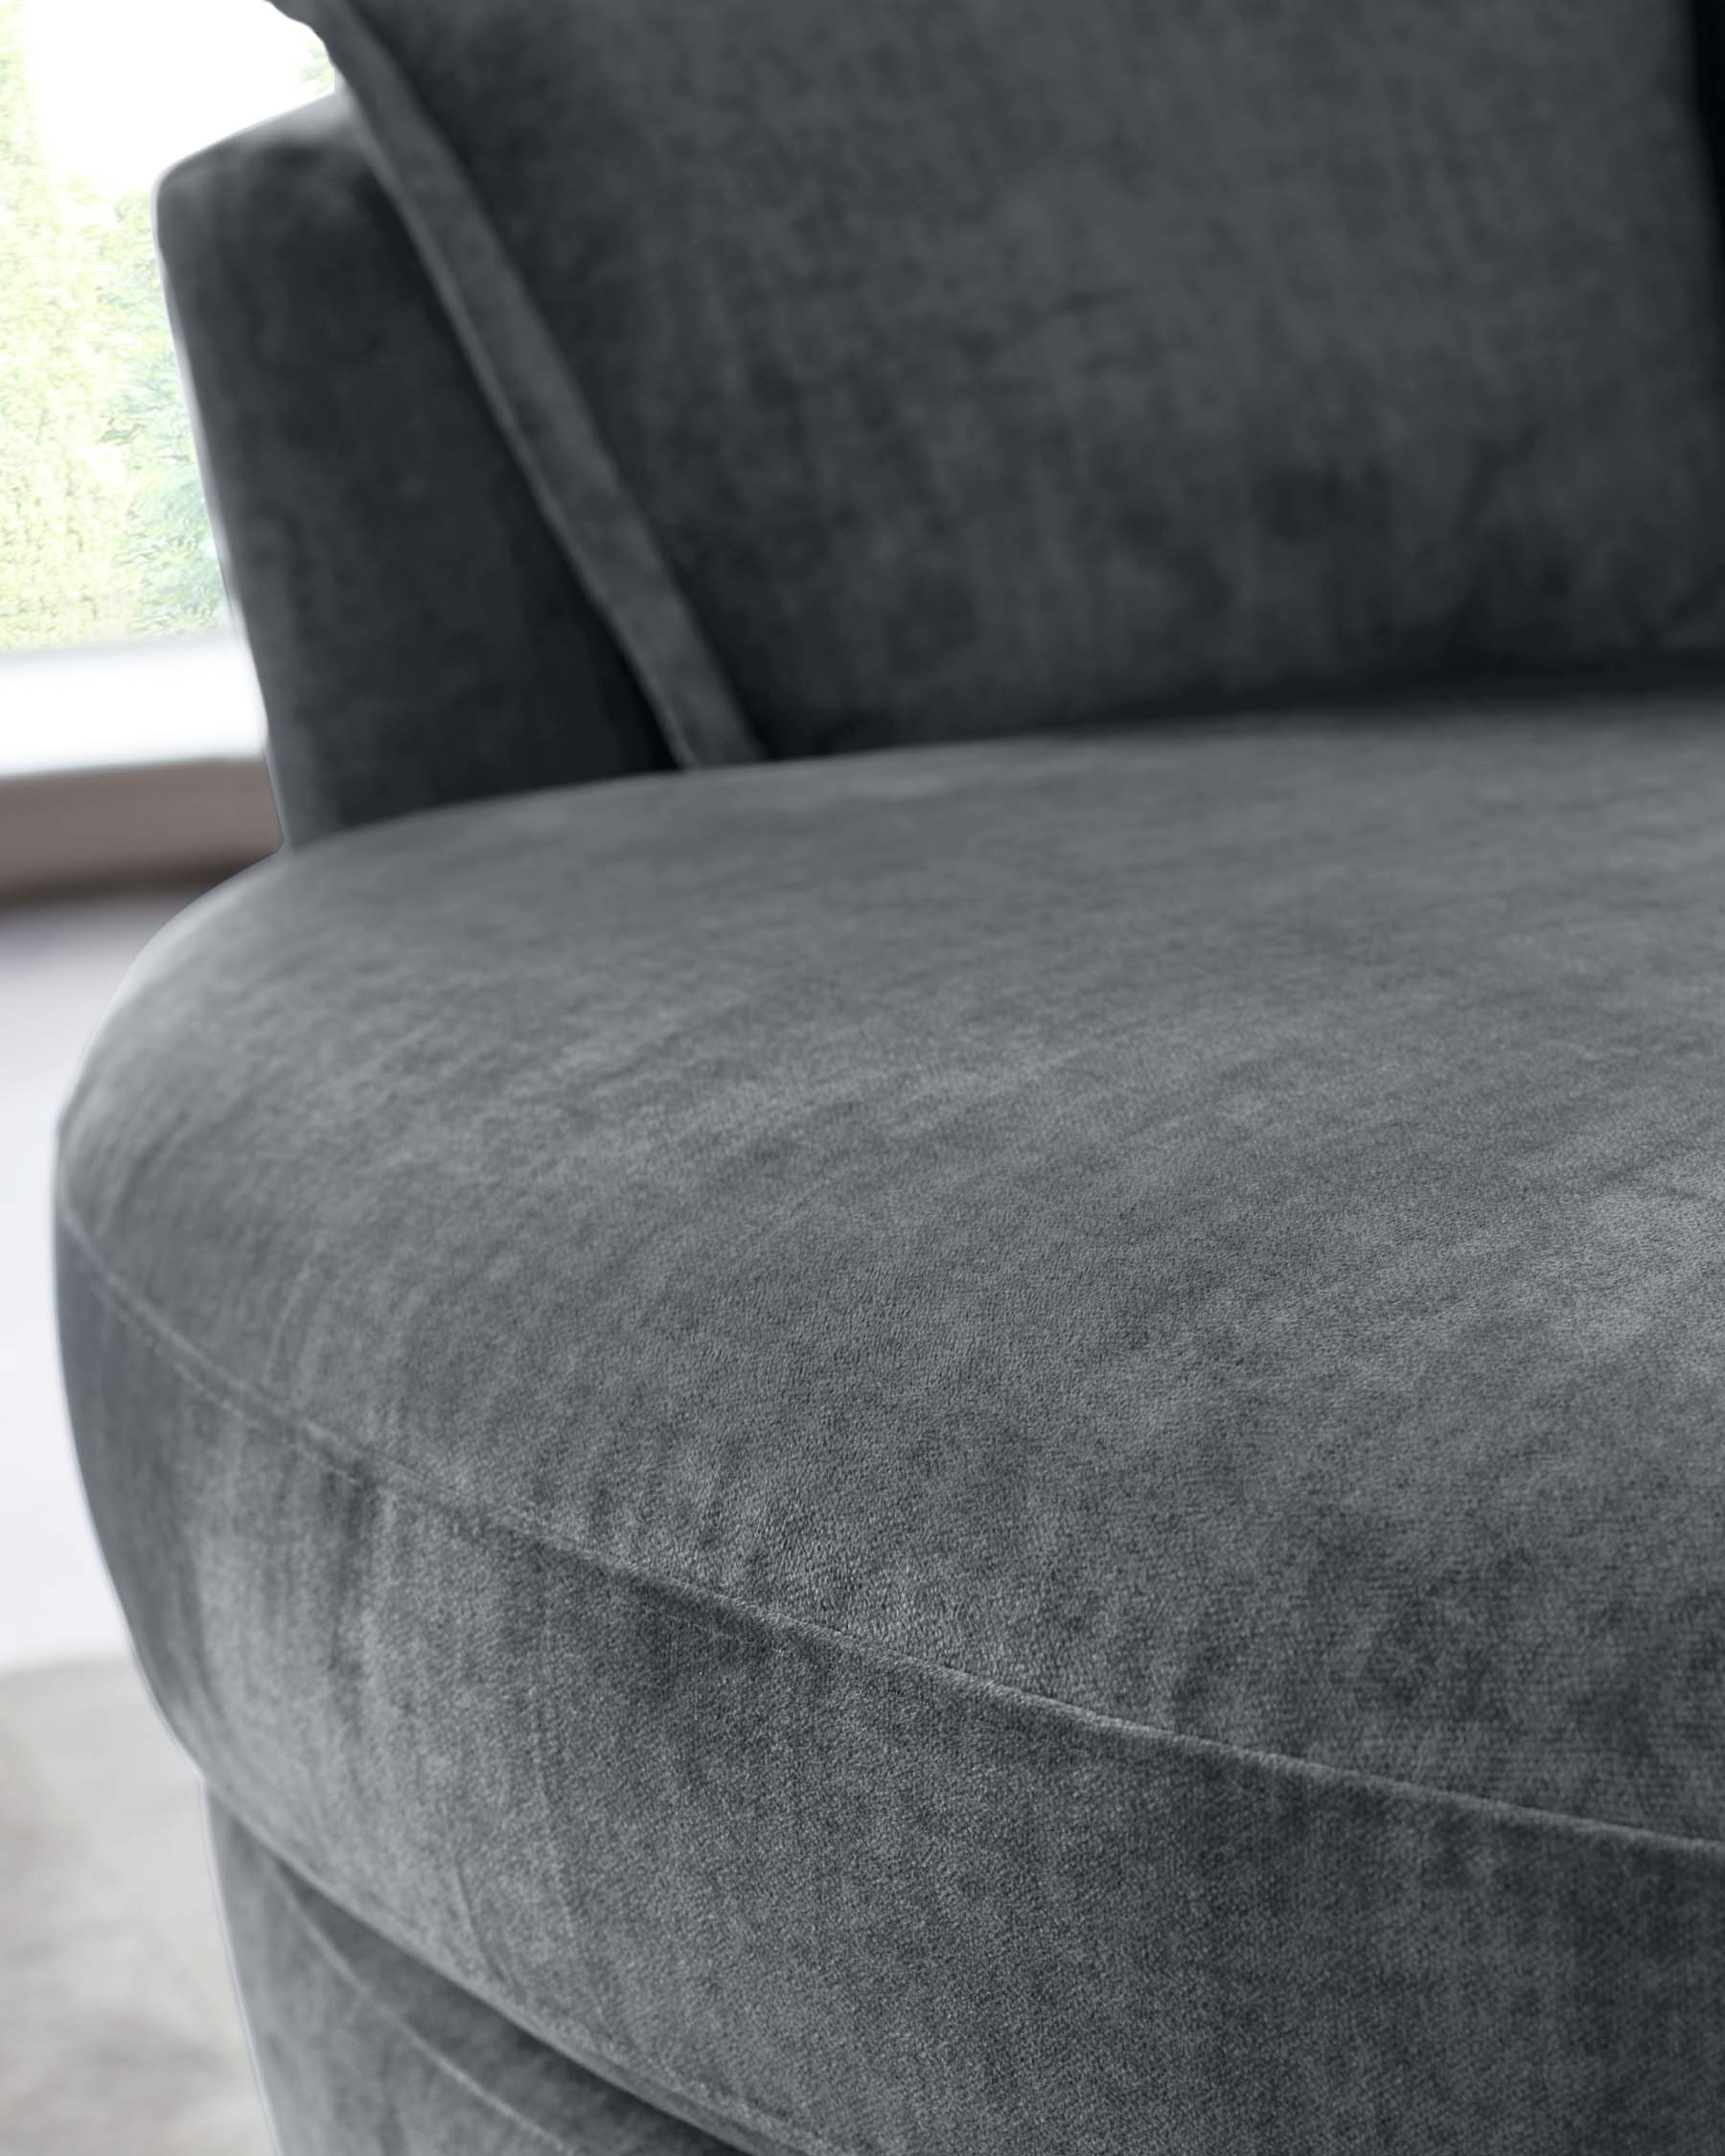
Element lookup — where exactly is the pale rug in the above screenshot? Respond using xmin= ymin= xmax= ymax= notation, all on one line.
xmin=0 ymin=1656 xmax=271 ymax=2156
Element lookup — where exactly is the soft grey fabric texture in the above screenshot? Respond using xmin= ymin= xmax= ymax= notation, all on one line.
xmin=211 ymin=1802 xmax=739 ymax=2155
xmin=257 ymin=0 xmax=1725 ymax=762
xmin=58 ymin=692 xmax=1725 ymax=2154
xmin=154 ymin=96 xmax=672 ymax=842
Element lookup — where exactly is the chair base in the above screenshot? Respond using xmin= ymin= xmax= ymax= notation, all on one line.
xmin=208 ymin=1798 xmax=748 ymax=2156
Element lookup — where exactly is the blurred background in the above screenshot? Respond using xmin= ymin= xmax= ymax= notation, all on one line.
xmin=3 ymin=5 xmax=329 ymax=2146
xmin=5 ymin=0 xmax=327 ymax=661
xmin=2 ymin=0 xmax=329 ymax=885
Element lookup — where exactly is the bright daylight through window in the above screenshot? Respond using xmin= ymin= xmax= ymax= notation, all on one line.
xmin=1 ymin=0 xmax=330 ymax=765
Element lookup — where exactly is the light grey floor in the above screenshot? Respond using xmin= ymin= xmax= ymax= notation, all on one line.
xmin=0 ymin=1657 xmax=271 ymax=2156
xmin=3 ymin=890 xmax=271 ymax=2152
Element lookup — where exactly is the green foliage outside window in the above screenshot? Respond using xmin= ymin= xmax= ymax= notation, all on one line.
xmin=0 ymin=0 xmax=132 ymax=650
xmin=94 ymin=190 xmax=228 ymax=640
xmin=0 ymin=0 xmax=330 ymax=653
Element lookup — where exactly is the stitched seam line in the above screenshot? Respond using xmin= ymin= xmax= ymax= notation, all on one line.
xmin=284 ymin=0 xmax=762 ymax=769
xmin=57 ymin=1191 xmax=1725 ymax=1868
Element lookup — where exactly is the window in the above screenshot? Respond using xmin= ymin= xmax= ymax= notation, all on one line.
xmin=1 ymin=0 xmax=329 ymax=693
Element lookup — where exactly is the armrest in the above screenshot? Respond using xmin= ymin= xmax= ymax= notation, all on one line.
xmin=155 ymin=95 xmax=671 ymax=844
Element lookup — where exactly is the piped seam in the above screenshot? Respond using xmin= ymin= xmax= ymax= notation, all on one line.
xmin=56 ymin=1186 xmax=1725 ymax=1869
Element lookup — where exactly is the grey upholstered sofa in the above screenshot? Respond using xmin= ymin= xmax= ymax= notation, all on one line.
xmin=58 ymin=4 xmax=1725 ymax=2149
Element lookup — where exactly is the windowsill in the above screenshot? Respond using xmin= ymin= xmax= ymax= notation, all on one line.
xmin=0 ymin=633 xmax=265 ymax=778
xmin=0 ymin=636 xmax=279 ymax=900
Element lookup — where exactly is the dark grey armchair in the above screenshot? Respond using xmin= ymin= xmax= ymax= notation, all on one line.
xmin=58 ymin=5 xmax=1725 ymax=2148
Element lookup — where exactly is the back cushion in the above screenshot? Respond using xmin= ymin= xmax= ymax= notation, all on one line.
xmin=271 ymin=0 xmax=1725 ymax=762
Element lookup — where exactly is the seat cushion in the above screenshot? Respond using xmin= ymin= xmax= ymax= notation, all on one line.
xmin=261 ymin=0 xmax=1725 ymax=763
xmin=58 ymin=695 xmax=1725 ymax=2155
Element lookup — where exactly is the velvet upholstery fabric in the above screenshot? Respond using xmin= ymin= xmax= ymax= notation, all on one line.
xmin=58 ymin=693 xmax=1725 ymax=2154
xmin=256 ymin=0 xmax=1725 ymax=764
xmin=154 ymin=95 xmax=671 ymax=843
xmin=211 ymin=1802 xmax=738 ymax=2155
